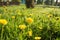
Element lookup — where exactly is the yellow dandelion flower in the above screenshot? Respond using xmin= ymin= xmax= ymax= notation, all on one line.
xmin=28 ymin=30 xmax=32 ymax=36
xmin=11 ymin=16 xmax=15 ymax=19
xmin=35 ymin=37 xmax=41 ymax=40
xmin=26 ymin=18 xmax=33 ymax=24
xmin=0 ymin=19 xmax=8 ymax=25
xmin=19 ymin=25 xmax=26 ymax=30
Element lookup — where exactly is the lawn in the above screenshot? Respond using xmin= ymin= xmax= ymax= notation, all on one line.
xmin=0 ymin=5 xmax=60 ymax=40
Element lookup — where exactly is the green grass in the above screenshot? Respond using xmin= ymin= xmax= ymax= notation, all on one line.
xmin=0 ymin=5 xmax=60 ymax=40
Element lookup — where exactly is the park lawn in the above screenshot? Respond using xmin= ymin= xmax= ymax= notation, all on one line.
xmin=0 ymin=5 xmax=60 ymax=40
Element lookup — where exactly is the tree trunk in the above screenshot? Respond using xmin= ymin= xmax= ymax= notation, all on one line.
xmin=45 ymin=0 xmax=51 ymax=5
xmin=51 ymin=0 xmax=54 ymax=5
xmin=55 ymin=0 xmax=58 ymax=6
xmin=42 ymin=0 xmax=44 ymax=5
xmin=25 ymin=0 xmax=34 ymax=8
xmin=11 ymin=0 xmax=20 ymax=5
xmin=37 ymin=0 xmax=42 ymax=4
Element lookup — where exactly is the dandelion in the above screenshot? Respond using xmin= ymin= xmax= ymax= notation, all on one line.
xmin=0 ymin=19 xmax=8 ymax=25
xmin=11 ymin=16 xmax=15 ymax=19
xmin=19 ymin=24 xmax=26 ymax=30
xmin=26 ymin=18 xmax=33 ymax=24
xmin=35 ymin=37 xmax=41 ymax=40
xmin=28 ymin=30 xmax=32 ymax=36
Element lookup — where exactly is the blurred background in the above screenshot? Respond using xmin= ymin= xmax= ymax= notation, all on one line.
xmin=0 ymin=0 xmax=60 ymax=6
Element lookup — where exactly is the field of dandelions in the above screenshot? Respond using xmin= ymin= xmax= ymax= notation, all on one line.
xmin=0 ymin=5 xmax=60 ymax=40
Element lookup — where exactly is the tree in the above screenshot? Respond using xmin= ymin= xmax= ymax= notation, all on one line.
xmin=12 ymin=0 xmax=20 ymax=2
xmin=37 ymin=0 xmax=42 ymax=4
xmin=25 ymin=0 xmax=34 ymax=8
xmin=55 ymin=0 xmax=58 ymax=6
xmin=42 ymin=0 xmax=45 ymax=5
xmin=37 ymin=0 xmax=45 ymax=5
xmin=11 ymin=0 xmax=20 ymax=5
xmin=21 ymin=0 xmax=25 ymax=4
xmin=51 ymin=0 xmax=54 ymax=5
xmin=0 ymin=0 xmax=1 ymax=2
xmin=45 ymin=0 xmax=51 ymax=5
